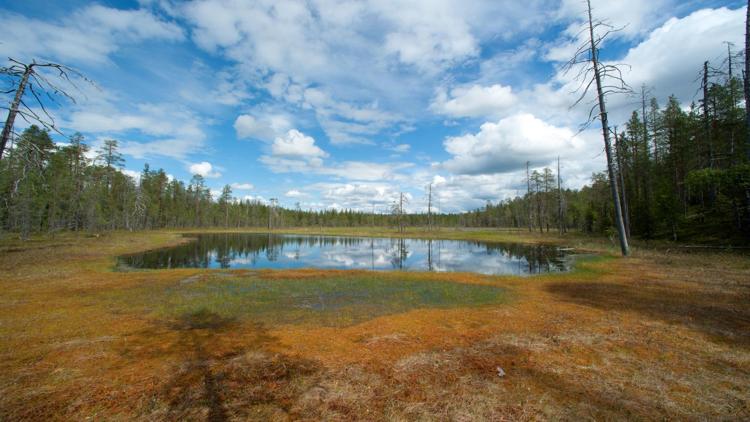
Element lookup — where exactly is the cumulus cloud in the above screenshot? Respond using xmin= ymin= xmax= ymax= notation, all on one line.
xmin=234 ymin=114 xmax=292 ymax=142
xmin=270 ymin=130 xmax=327 ymax=161
xmin=441 ymin=113 xmax=584 ymax=175
xmin=189 ymin=161 xmax=222 ymax=178
xmin=431 ymin=84 xmax=517 ymax=118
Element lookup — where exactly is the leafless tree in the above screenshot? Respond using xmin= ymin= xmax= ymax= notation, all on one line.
xmin=526 ymin=161 xmax=532 ymax=232
xmin=391 ymin=192 xmax=407 ymax=233
xmin=268 ymin=198 xmax=278 ymax=230
xmin=564 ymin=0 xmax=631 ymax=255
xmin=557 ymin=157 xmax=564 ymax=235
xmin=1 ymin=58 xmax=94 ymax=160
xmin=426 ymin=183 xmax=433 ymax=231
xmin=745 ymin=0 xmax=750 ymax=161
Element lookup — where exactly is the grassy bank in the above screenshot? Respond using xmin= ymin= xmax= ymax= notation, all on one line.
xmin=0 ymin=229 xmax=748 ymax=420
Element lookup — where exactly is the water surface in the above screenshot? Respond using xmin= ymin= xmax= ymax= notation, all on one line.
xmin=119 ymin=233 xmax=573 ymax=276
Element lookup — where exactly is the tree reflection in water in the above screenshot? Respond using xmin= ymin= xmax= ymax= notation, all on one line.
xmin=120 ymin=233 xmax=574 ymax=275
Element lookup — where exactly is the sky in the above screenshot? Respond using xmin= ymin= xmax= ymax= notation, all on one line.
xmin=0 ymin=0 xmax=746 ymax=213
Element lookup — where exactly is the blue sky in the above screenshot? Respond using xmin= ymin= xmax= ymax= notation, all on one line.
xmin=1 ymin=0 xmax=746 ymax=212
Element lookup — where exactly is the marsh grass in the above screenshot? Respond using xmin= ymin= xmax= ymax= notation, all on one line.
xmin=99 ymin=272 xmax=509 ymax=328
xmin=1 ymin=229 xmax=749 ymax=420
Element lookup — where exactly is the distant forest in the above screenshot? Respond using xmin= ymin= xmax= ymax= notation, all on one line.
xmin=1 ymin=56 xmax=749 ymax=243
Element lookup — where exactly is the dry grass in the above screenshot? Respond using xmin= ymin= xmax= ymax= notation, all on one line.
xmin=0 ymin=229 xmax=749 ymax=420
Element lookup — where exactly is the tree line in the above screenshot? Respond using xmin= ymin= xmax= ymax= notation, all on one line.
xmin=0 ymin=129 xmax=469 ymax=237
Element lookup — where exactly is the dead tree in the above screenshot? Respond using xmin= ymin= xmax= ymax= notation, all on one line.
xmin=1 ymin=58 xmax=93 ymax=160
xmin=526 ymin=161 xmax=532 ymax=232
xmin=392 ymin=192 xmax=408 ymax=233
xmin=427 ymin=183 xmax=433 ymax=231
xmin=745 ymin=0 xmax=750 ymax=161
xmin=268 ymin=198 xmax=278 ymax=230
xmin=557 ymin=157 xmax=564 ymax=234
xmin=701 ymin=61 xmax=715 ymax=169
xmin=399 ymin=192 xmax=405 ymax=233
xmin=565 ymin=0 xmax=631 ymax=256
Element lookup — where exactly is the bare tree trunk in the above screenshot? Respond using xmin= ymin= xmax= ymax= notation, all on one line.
xmin=0 ymin=65 xmax=32 ymax=160
xmin=727 ymin=43 xmax=737 ymax=163
xmin=526 ymin=161 xmax=532 ymax=232
xmin=557 ymin=157 xmax=563 ymax=235
xmin=703 ymin=61 xmax=714 ymax=169
xmin=641 ymin=85 xmax=649 ymax=158
xmin=587 ymin=0 xmax=629 ymax=256
xmin=399 ymin=192 xmax=404 ymax=233
xmin=745 ymin=0 xmax=750 ymax=161
xmin=427 ymin=183 xmax=432 ymax=231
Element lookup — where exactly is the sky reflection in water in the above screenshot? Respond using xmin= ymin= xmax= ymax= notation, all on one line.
xmin=120 ymin=233 xmax=573 ymax=275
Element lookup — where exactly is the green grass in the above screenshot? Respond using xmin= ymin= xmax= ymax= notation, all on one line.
xmin=101 ymin=272 xmax=509 ymax=327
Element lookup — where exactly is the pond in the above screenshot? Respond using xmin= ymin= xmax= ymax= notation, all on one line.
xmin=119 ymin=233 xmax=574 ymax=276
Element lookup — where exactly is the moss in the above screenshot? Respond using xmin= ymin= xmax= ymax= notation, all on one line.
xmin=1 ymin=229 xmax=749 ymax=420
xmin=99 ymin=272 xmax=509 ymax=327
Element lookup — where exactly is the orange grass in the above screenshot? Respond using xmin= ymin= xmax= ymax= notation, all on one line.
xmin=0 ymin=230 xmax=749 ymax=420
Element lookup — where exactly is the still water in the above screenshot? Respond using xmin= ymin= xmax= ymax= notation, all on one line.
xmin=119 ymin=233 xmax=574 ymax=275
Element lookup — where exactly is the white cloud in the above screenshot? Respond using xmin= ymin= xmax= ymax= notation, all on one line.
xmin=171 ymin=0 xmax=551 ymax=145
xmin=556 ymin=0 xmax=672 ymax=40
xmin=301 ymin=87 xmax=402 ymax=145
xmin=431 ymin=84 xmax=517 ymax=118
xmin=384 ymin=143 xmax=411 ymax=154
xmin=230 ymin=182 xmax=254 ymax=190
xmin=308 ymin=182 xmax=404 ymax=211
xmin=285 ymin=189 xmax=305 ymax=198
xmin=259 ymin=154 xmax=412 ymax=182
xmin=234 ymin=114 xmax=292 ymax=142
xmin=441 ymin=113 xmax=586 ymax=175
xmin=270 ymin=129 xmax=327 ymax=160
xmin=121 ymin=169 xmax=142 ymax=182
xmin=322 ymin=161 xmax=411 ymax=181
xmin=242 ymin=195 xmax=267 ymax=204
xmin=189 ymin=161 xmax=222 ymax=178
xmin=616 ymin=7 xmax=744 ymax=107
xmin=0 ymin=5 xmax=183 ymax=64
xmin=65 ymin=103 xmax=207 ymax=160
xmin=379 ymin=0 xmax=478 ymax=71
